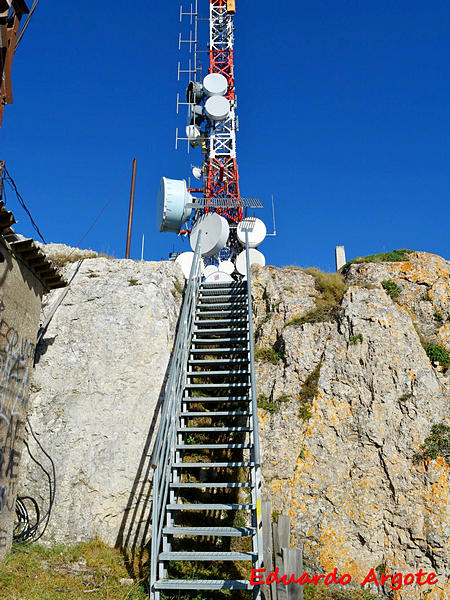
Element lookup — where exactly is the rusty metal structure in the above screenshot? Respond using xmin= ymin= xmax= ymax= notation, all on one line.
xmin=0 ymin=0 xmax=29 ymax=127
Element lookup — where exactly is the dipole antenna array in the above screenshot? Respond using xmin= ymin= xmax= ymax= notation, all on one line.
xmin=157 ymin=0 xmax=267 ymax=278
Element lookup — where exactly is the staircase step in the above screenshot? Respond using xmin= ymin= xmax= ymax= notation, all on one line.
xmin=163 ymin=526 xmax=255 ymax=537
xmin=176 ymin=443 xmax=252 ymax=450
xmin=166 ymin=503 xmax=254 ymax=510
xmin=173 ymin=462 xmax=254 ymax=468
xmin=195 ymin=319 xmax=247 ymax=326
xmin=198 ymin=302 xmax=247 ymax=309
xmin=178 ymin=427 xmax=250 ymax=433
xmin=188 ymin=358 xmax=249 ymax=365
xmin=154 ymin=580 xmax=252 ymax=591
xmin=192 ymin=337 xmax=248 ymax=344
xmin=196 ymin=310 xmax=247 ymax=317
xmin=185 ymin=383 xmax=250 ymax=389
xmin=188 ymin=370 xmax=249 ymax=377
xmin=180 ymin=411 xmax=251 ymax=417
xmin=183 ymin=396 xmax=251 ymax=402
xmin=194 ymin=328 xmax=248 ymax=335
xmin=170 ymin=482 xmax=251 ymax=489
xmin=199 ymin=294 xmax=247 ymax=301
xmin=159 ymin=551 xmax=256 ymax=561
xmin=190 ymin=348 xmax=248 ymax=354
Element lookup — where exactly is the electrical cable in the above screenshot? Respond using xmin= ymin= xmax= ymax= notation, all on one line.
xmin=2 ymin=168 xmax=46 ymax=243
xmin=15 ymin=0 xmax=40 ymax=49
xmin=66 ymin=162 xmax=132 ymax=259
xmin=13 ymin=417 xmax=56 ymax=544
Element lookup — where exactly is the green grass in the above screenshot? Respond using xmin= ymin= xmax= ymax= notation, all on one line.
xmin=298 ymin=362 xmax=321 ymax=420
xmin=254 ymin=346 xmax=283 ymax=364
xmin=424 ymin=343 xmax=450 ymax=367
xmin=382 ymin=279 xmax=402 ymax=300
xmin=349 ymin=334 xmax=364 ymax=345
xmin=341 ymin=249 xmax=414 ymax=274
xmin=0 ymin=540 xmax=148 ymax=599
xmin=257 ymin=394 xmax=279 ymax=413
xmin=304 ymin=583 xmax=382 ymax=600
xmin=285 ymin=269 xmax=347 ymax=327
xmin=434 ymin=312 xmax=444 ymax=324
xmin=128 ymin=278 xmax=140 ymax=286
xmin=413 ymin=423 xmax=450 ymax=465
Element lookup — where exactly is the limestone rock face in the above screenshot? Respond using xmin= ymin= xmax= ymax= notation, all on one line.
xmin=252 ymin=254 xmax=449 ymax=600
xmin=20 ymin=255 xmax=184 ymax=546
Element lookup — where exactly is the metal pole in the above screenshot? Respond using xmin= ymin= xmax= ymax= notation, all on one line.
xmin=125 ymin=158 xmax=137 ymax=259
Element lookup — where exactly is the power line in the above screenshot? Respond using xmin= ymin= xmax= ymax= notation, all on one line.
xmin=15 ymin=0 xmax=40 ymax=49
xmin=2 ymin=167 xmax=46 ymax=243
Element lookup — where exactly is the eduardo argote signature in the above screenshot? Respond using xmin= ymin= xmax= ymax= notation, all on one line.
xmin=250 ymin=567 xmax=439 ymax=591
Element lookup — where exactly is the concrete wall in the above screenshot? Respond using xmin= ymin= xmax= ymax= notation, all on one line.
xmin=0 ymin=238 xmax=43 ymax=560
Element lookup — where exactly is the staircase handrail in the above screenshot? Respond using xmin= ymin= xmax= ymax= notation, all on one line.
xmin=150 ymin=233 xmax=202 ymax=591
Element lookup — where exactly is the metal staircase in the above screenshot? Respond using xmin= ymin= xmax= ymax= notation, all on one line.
xmin=150 ymin=239 xmax=263 ymax=599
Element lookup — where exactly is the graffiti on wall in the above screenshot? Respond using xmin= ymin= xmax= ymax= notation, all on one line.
xmin=0 ymin=317 xmax=34 ymax=547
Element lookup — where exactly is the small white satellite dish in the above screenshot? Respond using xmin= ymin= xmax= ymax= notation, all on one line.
xmin=237 ymin=218 xmax=267 ymax=248
xmin=188 ymin=104 xmax=204 ymax=125
xmin=192 ymin=166 xmax=203 ymax=180
xmin=157 ymin=177 xmax=193 ymax=233
xmin=205 ymin=271 xmax=234 ymax=284
xmin=236 ymin=249 xmax=266 ymax=275
xmin=186 ymin=125 xmax=202 ymax=148
xmin=203 ymin=73 xmax=228 ymax=97
xmin=202 ymin=264 xmax=219 ymax=278
xmin=218 ymin=260 xmax=235 ymax=275
xmin=175 ymin=252 xmax=205 ymax=280
xmin=205 ymin=96 xmax=230 ymax=122
xmin=190 ymin=212 xmax=230 ymax=258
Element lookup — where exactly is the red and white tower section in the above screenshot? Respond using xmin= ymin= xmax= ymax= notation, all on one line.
xmin=157 ymin=0 xmax=267 ymax=281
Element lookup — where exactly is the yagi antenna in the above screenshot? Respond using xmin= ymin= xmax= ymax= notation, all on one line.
xmin=266 ymin=195 xmax=277 ymax=237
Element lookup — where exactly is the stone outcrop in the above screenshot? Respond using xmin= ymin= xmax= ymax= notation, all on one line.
xmin=20 ymin=255 xmax=184 ymax=546
xmin=19 ymin=248 xmax=448 ymax=599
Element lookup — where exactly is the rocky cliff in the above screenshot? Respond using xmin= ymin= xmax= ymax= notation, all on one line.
xmin=19 ymin=247 xmax=448 ymax=600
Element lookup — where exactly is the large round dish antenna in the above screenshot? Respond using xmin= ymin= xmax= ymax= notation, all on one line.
xmin=236 ymin=249 xmax=266 ymax=275
xmin=190 ymin=213 xmax=230 ymax=258
xmin=157 ymin=178 xmax=193 ymax=233
xmin=237 ymin=218 xmax=267 ymax=248
xmin=205 ymin=271 xmax=234 ymax=284
xmin=205 ymin=96 xmax=230 ymax=122
xmin=175 ymin=252 xmax=204 ymax=280
xmin=218 ymin=260 xmax=235 ymax=275
xmin=202 ymin=264 xmax=218 ymax=279
xmin=203 ymin=73 xmax=228 ymax=97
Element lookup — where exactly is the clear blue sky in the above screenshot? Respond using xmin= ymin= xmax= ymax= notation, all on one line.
xmin=2 ymin=1 xmax=449 ymax=270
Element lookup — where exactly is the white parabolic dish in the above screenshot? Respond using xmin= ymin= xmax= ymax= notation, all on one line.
xmin=202 ymin=264 xmax=218 ymax=278
xmin=205 ymin=272 xmax=233 ymax=284
xmin=237 ymin=218 xmax=267 ymax=248
xmin=157 ymin=177 xmax=192 ymax=233
xmin=205 ymin=96 xmax=230 ymax=121
xmin=175 ymin=252 xmax=204 ymax=280
xmin=236 ymin=249 xmax=266 ymax=275
xmin=190 ymin=213 xmax=230 ymax=258
xmin=218 ymin=260 xmax=235 ymax=275
xmin=203 ymin=73 xmax=228 ymax=97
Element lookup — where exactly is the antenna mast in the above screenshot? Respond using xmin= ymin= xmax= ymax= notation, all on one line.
xmin=157 ymin=0 xmax=267 ymax=276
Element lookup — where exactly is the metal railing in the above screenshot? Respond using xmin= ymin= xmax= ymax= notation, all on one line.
xmin=245 ymin=233 xmax=264 ymax=580
xmin=150 ymin=234 xmax=203 ymax=597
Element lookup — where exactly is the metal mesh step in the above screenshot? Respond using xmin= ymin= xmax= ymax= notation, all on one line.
xmin=154 ymin=579 xmax=252 ymax=591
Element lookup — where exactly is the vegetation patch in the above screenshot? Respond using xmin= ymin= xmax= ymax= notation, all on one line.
xmin=304 ymin=583 xmax=382 ymax=600
xmin=285 ymin=269 xmax=347 ymax=327
xmin=128 ymin=278 xmax=140 ymax=287
xmin=257 ymin=394 xmax=279 ymax=414
xmin=423 ymin=343 xmax=450 ymax=367
xmin=434 ymin=312 xmax=444 ymax=324
xmin=341 ymin=249 xmax=413 ymax=274
xmin=413 ymin=423 xmax=450 ymax=465
xmin=173 ymin=279 xmax=185 ymax=297
xmin=0 ymin=540 xmax=148 ymax=599
xmin=382 ymin=279 xmax=402 ymax=300
xmin=298 ymin=362 xmax=321 ymax=420
xmin=349 ymin=334 xmax=364 ymax=345
xmin=255 ymin=346 xmax=283 ymax=364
